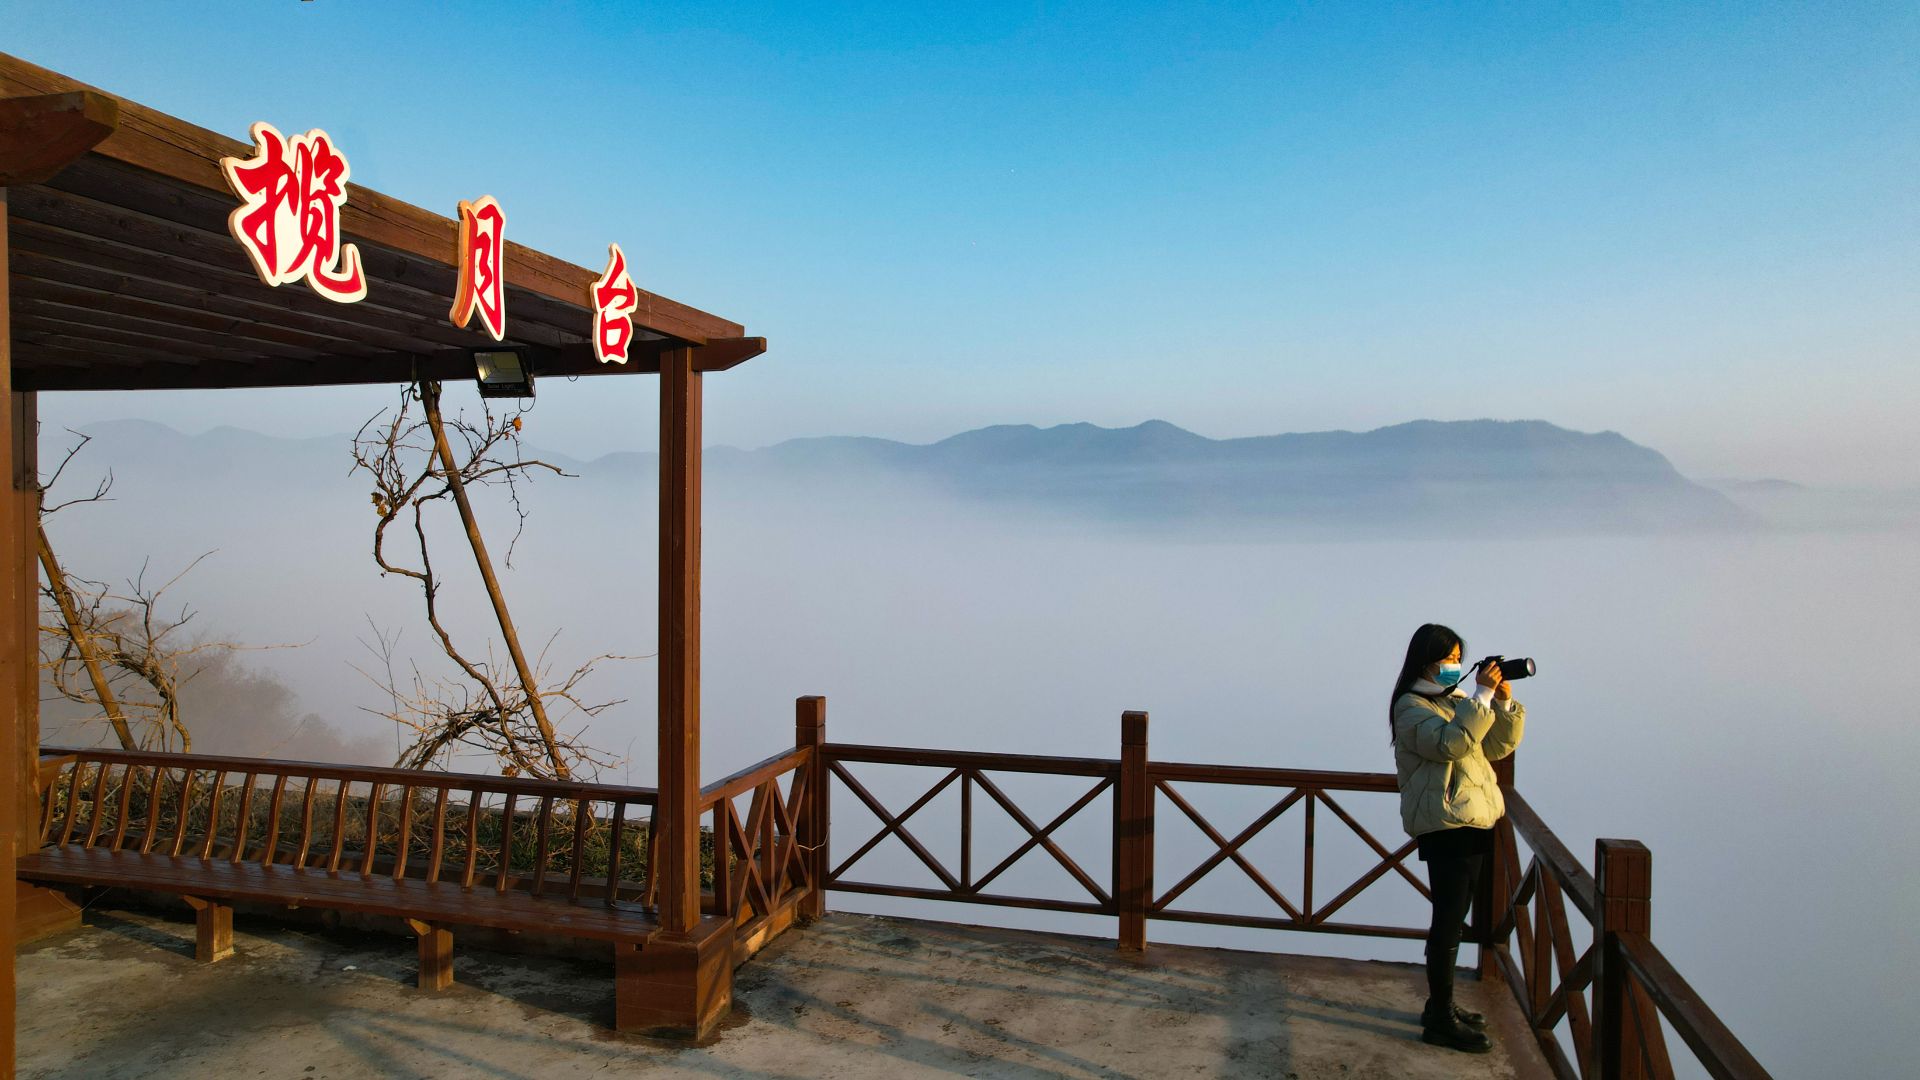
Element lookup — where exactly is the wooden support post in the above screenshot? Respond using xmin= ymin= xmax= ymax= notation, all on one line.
xmin=612 ymin=916 xmax=734 ymax=1038
xmin=656 ymin=346 xmax=702 ymax=936
xmin=1116 ymin=710 xmax=1151 ymax=952
xmin=1592 ymin=838 xmax=1652 ymax=1080
xmin=11 ymin=392 xmax=30 ymax=841
xmin=625 ymin=343 xmax=734 ymax=1039
xmin=407 ymin=918 xmax=453 ymax=990
xmin=0 ymin=186 xmax=20 ymax=1080
xmin=795 ymin=695 xmax=827 ymax=921
xmin=182 ymin=896 xmax=233 ymax=963
xmin=1479 ymin=751 xmax=1516 ymax=979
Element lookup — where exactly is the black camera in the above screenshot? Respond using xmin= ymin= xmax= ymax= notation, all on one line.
xmin=1477 ymin=655 xmax=1536 ymax=680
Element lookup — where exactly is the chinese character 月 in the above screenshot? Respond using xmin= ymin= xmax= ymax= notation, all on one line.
xmin=451 ymin=196 xmax=508 ymax=340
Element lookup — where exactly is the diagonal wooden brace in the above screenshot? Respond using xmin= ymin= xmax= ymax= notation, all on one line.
xmin=181 ymin=895 xmax=233 ymax=962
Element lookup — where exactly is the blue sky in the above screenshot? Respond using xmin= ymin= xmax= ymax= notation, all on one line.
xmin=11 ymin=2 xmax=1918 ymax=485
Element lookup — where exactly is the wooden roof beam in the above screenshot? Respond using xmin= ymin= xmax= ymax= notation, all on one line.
xmin=13 ymin=337 xmax=767 ymax=392
xmin=0 ymin=90 xmax=117 ymax=186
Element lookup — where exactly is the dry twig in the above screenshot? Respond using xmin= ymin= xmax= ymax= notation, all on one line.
xmin=350 ymin=382 xmax=631 ymax=780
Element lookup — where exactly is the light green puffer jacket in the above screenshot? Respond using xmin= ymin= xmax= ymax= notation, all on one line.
xmin=1393 ymin=689 xmax=1525 ymax=838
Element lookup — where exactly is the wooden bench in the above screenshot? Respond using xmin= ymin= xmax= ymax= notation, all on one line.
xmin=26 ymin=748 xmax=664 ymax=1004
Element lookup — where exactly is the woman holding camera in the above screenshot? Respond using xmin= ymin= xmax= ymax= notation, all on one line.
xmin=1390 ymin=623 xmax=1525 ymax=1054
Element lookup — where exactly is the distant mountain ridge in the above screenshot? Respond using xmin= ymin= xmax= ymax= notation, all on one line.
xmin=62 ymin=416 xmax=1752 ymax=535
xmin=682 ymin=418 xmax=1750 ymax=534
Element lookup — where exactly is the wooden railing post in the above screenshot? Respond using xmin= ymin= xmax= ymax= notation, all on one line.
xmin=1479 ymin=751 xmax=1516 ymax=979
xmin=796 ymin=695 xmax=827 ymax=920
xmin=1116 ymin=710 xmax=1151 ymax=951
xmin=1593 ymin=838 xmax=1652 ymax=1080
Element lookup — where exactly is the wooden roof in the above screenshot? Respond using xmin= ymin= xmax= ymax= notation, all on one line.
xmin=0 ymin=53 xmax=763 ymax=393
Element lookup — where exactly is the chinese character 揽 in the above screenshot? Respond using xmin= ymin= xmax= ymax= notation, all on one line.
xmin=219 ymin=122 xmax=367 ymax=303
xmin=451 ymin=196 xmax=508 ymax=340
xmin=591 ymin=243 xmax=640 ymax=364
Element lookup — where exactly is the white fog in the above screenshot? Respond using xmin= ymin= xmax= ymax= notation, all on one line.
xmin=33 ymin=414 xmax=1918 ymax=1079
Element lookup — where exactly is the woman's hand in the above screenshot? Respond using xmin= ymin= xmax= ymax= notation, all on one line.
xmin=1494 ymin=678 xmax=1513 ymax=701
xmin=1475 ymin=660 xmax=1503 ymax=689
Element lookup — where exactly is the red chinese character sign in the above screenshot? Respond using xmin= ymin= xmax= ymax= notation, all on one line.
xmin=590 ymin=243 xmax=640 ymax=364
xmin=219 ymin=122 xmax=367 ymax=302
xmin=450 ymin=196 xmax=508 ymax=340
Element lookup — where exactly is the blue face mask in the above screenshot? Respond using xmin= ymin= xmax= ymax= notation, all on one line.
xmin=1433 ymin=662 xmax=1464 ymax=687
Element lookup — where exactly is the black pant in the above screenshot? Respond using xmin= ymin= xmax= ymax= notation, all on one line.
xmin=1424 ymin=851 xmax=1485 ymax=1007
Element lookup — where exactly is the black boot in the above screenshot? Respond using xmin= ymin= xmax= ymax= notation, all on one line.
xmin=1423 ymin=944 xmax=1493 ymax=1053
xmin=1452 ymin=1002 xmax=1489 ymax=1029
xmin=1422 ymin=999 xmax=1493 ymax=1053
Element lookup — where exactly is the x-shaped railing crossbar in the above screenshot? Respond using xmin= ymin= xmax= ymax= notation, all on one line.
xmin=828 ymin=761 xmax=1114 ymax=907
xmin=1151 ymin=780 xmax=1429 ymax=926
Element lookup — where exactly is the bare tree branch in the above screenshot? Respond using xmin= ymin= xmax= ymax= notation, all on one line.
xmin=350 ymin=382 xmax=622 ymax=780
xmin=38 ymin=428 xmax=301 ymax=752
xmin=40 ymin=430 xmax=114 ymax=516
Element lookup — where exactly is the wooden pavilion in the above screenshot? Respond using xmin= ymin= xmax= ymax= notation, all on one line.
xmin=0 ymin=50 xmax=1779 ymax=1080
xmin=0 ymin=52 xmax=761 ymax=1071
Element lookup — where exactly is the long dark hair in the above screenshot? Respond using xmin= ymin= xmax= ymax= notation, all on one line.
xmin=1389 ymin=623 xmax=1464 ymax=741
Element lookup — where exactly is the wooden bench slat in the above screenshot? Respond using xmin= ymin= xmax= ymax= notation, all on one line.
xmin=426 ymin=787 xmax=449 ymax=885
xmin=169 ymin=768 xmax=196 ymax=856
xmin=496 ymin=793 xmax=518 ymax=894
xmin=327 ymin=778 xmax=349 ymax=872
xmin=568 ymin=798 xmax=588 ymax=901
xmin=230 ymin=772 xmax=257 ymax=864
xmin=462 ymin=792 xmax=481 ymax=888
xmin=18 ymin=847 xmax=661 ymax=944
xmin=531 ymin=796 xmax=553 ymax=897
xmin=361 ymin=781 xmax=385 ymax=876
xmin=83 ymin=763 xmax=112 ymax=849
xmin=294 ymin=778 xmax=316 ymax=868
xmin=606 ymin=801 xmax=625 ymax=905
xmin=264 ymin=774 xmax=290 ymax=867
xmin=58 ymin=761 xmax=86 ymax=847
xmin=110 ymin=764 xmax=140 ymax=852
xmin=139 ymin=767 xmax=168 ymax=854
xmin=393 ymin=785 xmax=415 ymax=881
xmin=199 ymin=770 xmax=227 ymax=859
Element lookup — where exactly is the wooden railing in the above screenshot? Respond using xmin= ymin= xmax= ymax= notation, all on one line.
xmin=38 ymin=747 xmax=665 ymax=902
xmin=36 ymin=701 xmax=832 ymax=969
xmin=821 ymin=711 xmax=1429 ymax=944
xmin=695 ymin=695 xmax=827 ymax=963
xmin=818 ymin=704 xmax=1773 ymax=1080
xmin=1146 ymin=761 xmax=1426 ymax=940
xmin=35 ymin=696 xmax=1772 ymax=1078
xmin=1486 ymin=782 xmax=1773 ymax=1080
xmin=823 ymin=742 xmax=1120 ymax=917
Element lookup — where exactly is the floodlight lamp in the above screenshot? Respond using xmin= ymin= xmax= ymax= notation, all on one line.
xmin=473 ymin=348 xmax=534 ymax=399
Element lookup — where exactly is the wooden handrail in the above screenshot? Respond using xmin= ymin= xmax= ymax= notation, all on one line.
xmin=1149 ymin=760 xmax=1398 ymax=791
xmin=39 ymin=745 xmax=658 ymax=805
xmin=1505 ymin=787 xmax=1598 ymax=922
xmin=1615 ymin=931 xmax=1775 ymax=1080
xmin=823 ymin=742 xmax=1118 ymax=777
xmin=700 ymin=746 xmax=810 ymax=808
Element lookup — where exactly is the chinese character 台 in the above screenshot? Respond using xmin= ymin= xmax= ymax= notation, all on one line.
xmin=591 ymin=243 xmax=641 ymax=364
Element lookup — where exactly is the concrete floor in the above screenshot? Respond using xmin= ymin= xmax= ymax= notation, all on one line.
xmin=18 ymin=905 xmax=1551 ymax=1079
